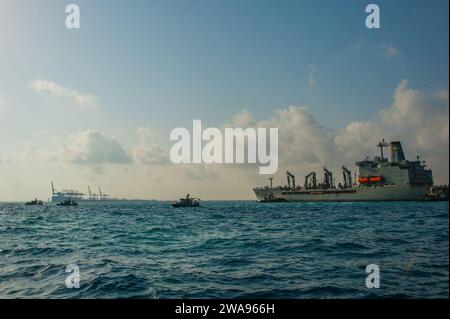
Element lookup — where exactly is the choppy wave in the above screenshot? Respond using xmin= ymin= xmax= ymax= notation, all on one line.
xmin=0 ymin=201 xmax=448 ymax=298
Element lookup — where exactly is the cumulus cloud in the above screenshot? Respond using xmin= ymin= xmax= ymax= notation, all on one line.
xmin=379 ymin=80 xmax=446 ymax=129
xmin=259 ymin=106 xmax=336 ymax=168
xmin=30 ymin=79 xmax=100 ymax=110
xmin=133 ymin=127 xmax=167 ymax=165
xmin=219 ymin=105 xmax=339 ymax=185
xmin=53 ymin=130 xmax=132 ymax=166
xmin=336 ymin=80 xmax=448 ymax=183
xmin=227 ymin=110 xmax=256 ymax=127
xmin=334 ymin=121 xmax=387 ymax=160
xmin=222 ymin=80 xmax=448 ymax=185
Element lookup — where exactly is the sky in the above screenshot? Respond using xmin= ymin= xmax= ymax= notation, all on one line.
xmin=0 ymin=0 xmax=448 ymax=201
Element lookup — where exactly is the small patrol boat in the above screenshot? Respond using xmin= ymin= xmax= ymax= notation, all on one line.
xmin=57 ymin=198 xmax=78 ymax=207
xmin=172 ymin=194 xmax=201 ymax=207
xmin=25 ymin=199 xmax=43 ymax=205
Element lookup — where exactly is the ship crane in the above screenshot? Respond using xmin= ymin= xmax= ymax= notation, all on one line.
xmin=304 ymin=172 xmax=317 ymax=189
xmin=342 ymin=166 xmax=352 ymax=188
xmin=286 ymin=171 xmax=296 ymax=189
xmin=323 ymin=167 xmax=334 ymax=188
xmin=88 ymin=186 xmax=99 ymax=200
xmin=99 ymin=186 xmax=109 ymax=200
xmin=268 ymin=177 xmax=273 ymax=189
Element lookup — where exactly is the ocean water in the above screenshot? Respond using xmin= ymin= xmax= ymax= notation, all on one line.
xmin=0 ymin=201 xmax=448 ymax=299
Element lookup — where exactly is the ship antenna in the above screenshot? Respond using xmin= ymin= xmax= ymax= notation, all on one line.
xmin=377 ymin=139 xmax=389 ymax=160
xmin=51 ymin=181 xmax=55 ymax=195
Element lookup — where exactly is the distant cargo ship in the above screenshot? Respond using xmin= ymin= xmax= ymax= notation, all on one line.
xmin=50 ymin=182 xmax=119 ymax=202
xmin=254 ymin=140 xmax=449 ymax=202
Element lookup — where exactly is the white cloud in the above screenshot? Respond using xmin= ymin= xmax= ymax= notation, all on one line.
xmin=53 ymin=130 xmax=132 ymax=166
xmin=133 ymin=127 xmax=167 ymax=165
xmin=350 ymin=39 xmax=402 ymax=60
xmin=379 ymin=80 xmax=446 ymax=129
xmin=336 ymin=80 xmax=448 ymax=183
xmin=225 ymin=80 xmax=448 ymax=184
xmin=221 ymin=106 xmax=339 ymax=183
xmin=30 ymin=79 xmax=100 ymax=110
xmin=380 ymin=44 xmax=401 ymax=59
xmin=335 ymin=121 xmax=386 ymax=159
xmin=262 ymin=106 xmax=336 ymax=167
xmin=136 ymin=127 xmax=158 ymax=141
xmin=228 ymin=110 xmax=256 ymax=127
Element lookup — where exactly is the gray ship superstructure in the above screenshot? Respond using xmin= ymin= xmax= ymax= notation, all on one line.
xmin=254 ymin=140 xmax=446 ymax=202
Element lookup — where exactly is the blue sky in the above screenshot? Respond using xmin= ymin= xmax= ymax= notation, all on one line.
xmin=0 ymin=0 xmax=448 ymax=200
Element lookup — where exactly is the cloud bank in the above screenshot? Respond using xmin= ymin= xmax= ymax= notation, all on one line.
xmin=53 ymin=130 xmax=132 ymax=166
xmin=133 ymin=127 xmax=167 ymax=165
xmin=225 ymin=80 xmax=448 ymax=185
xmin=7 ymin=80 xmax=445 ymax=200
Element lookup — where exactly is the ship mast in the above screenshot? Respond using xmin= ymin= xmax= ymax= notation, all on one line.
xmin=377 ymin=139 xmax=389 ymax=160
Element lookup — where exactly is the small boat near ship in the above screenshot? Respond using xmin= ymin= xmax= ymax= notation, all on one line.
xmin=172 ymin=194 xmax=201 ymax=207
xmin=56 ymin=198 xmax=78 ymax=207
xmin=25 ymin=199 xmax=43 ymax=205
xmin=423 ymin=185 xmax=449 ymax=201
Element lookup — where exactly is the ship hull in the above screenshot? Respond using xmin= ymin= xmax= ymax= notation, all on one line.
xmin=253 ymin=185 xmax=430 ymax=202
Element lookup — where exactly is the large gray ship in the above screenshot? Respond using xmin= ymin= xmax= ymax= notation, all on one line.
xmin=254 ymin=140 xmax=448 ymax=202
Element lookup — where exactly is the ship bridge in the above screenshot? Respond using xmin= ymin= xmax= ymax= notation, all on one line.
xmin=356 ymin=140 xmax=433 ymax=186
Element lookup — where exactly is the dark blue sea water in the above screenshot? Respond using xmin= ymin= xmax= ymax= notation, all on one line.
xmin=0 ymin=201 xmax=448 ymax=298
